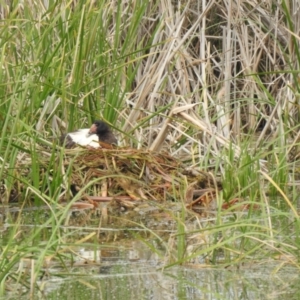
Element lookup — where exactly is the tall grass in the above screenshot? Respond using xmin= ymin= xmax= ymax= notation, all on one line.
xmin=1 ymin=0 xmax=300 ymax=295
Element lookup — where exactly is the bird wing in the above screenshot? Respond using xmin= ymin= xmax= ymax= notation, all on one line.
xmin=67 ymin=129 xmax=100 ymax=148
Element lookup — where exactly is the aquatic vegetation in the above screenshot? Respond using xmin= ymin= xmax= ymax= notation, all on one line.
xmin=1 ymin=0 xmax=300 ymax=298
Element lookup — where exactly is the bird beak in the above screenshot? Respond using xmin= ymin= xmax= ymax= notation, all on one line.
xmin=88 ymin=124 xmax=97 ymax=135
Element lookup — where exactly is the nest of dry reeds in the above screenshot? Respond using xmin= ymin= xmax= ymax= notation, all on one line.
xmin=1 ymin=143 xmax=221 ymax=214
xmin=65 ymin=147 xmax=221 ymax=211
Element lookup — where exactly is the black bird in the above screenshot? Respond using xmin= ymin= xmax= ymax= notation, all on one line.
xmin=61 ymin=120 xmax=118 ymax=148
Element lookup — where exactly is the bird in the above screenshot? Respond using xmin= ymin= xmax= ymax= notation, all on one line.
xmin=60 ymin=120 xmax=118 ymax=148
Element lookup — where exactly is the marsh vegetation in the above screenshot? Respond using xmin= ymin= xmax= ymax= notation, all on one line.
xmin=1 ymin=0 xmax=300 ymax=298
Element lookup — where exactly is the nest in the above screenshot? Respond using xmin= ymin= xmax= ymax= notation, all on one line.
xmin=2 ymin=146 xmax=221 ymax=214
xmin=67 ymin=147 xmax=221 ymax=212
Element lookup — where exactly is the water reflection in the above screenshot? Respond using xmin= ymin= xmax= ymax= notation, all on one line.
xmin=1 ymin=205 xmax=300 ymax=300
xmin=43 ymin=260 xmax=300 ymax=300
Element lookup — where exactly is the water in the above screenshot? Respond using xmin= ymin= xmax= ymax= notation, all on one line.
xmin=1 ymin=204 xmax=299 ymax=300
